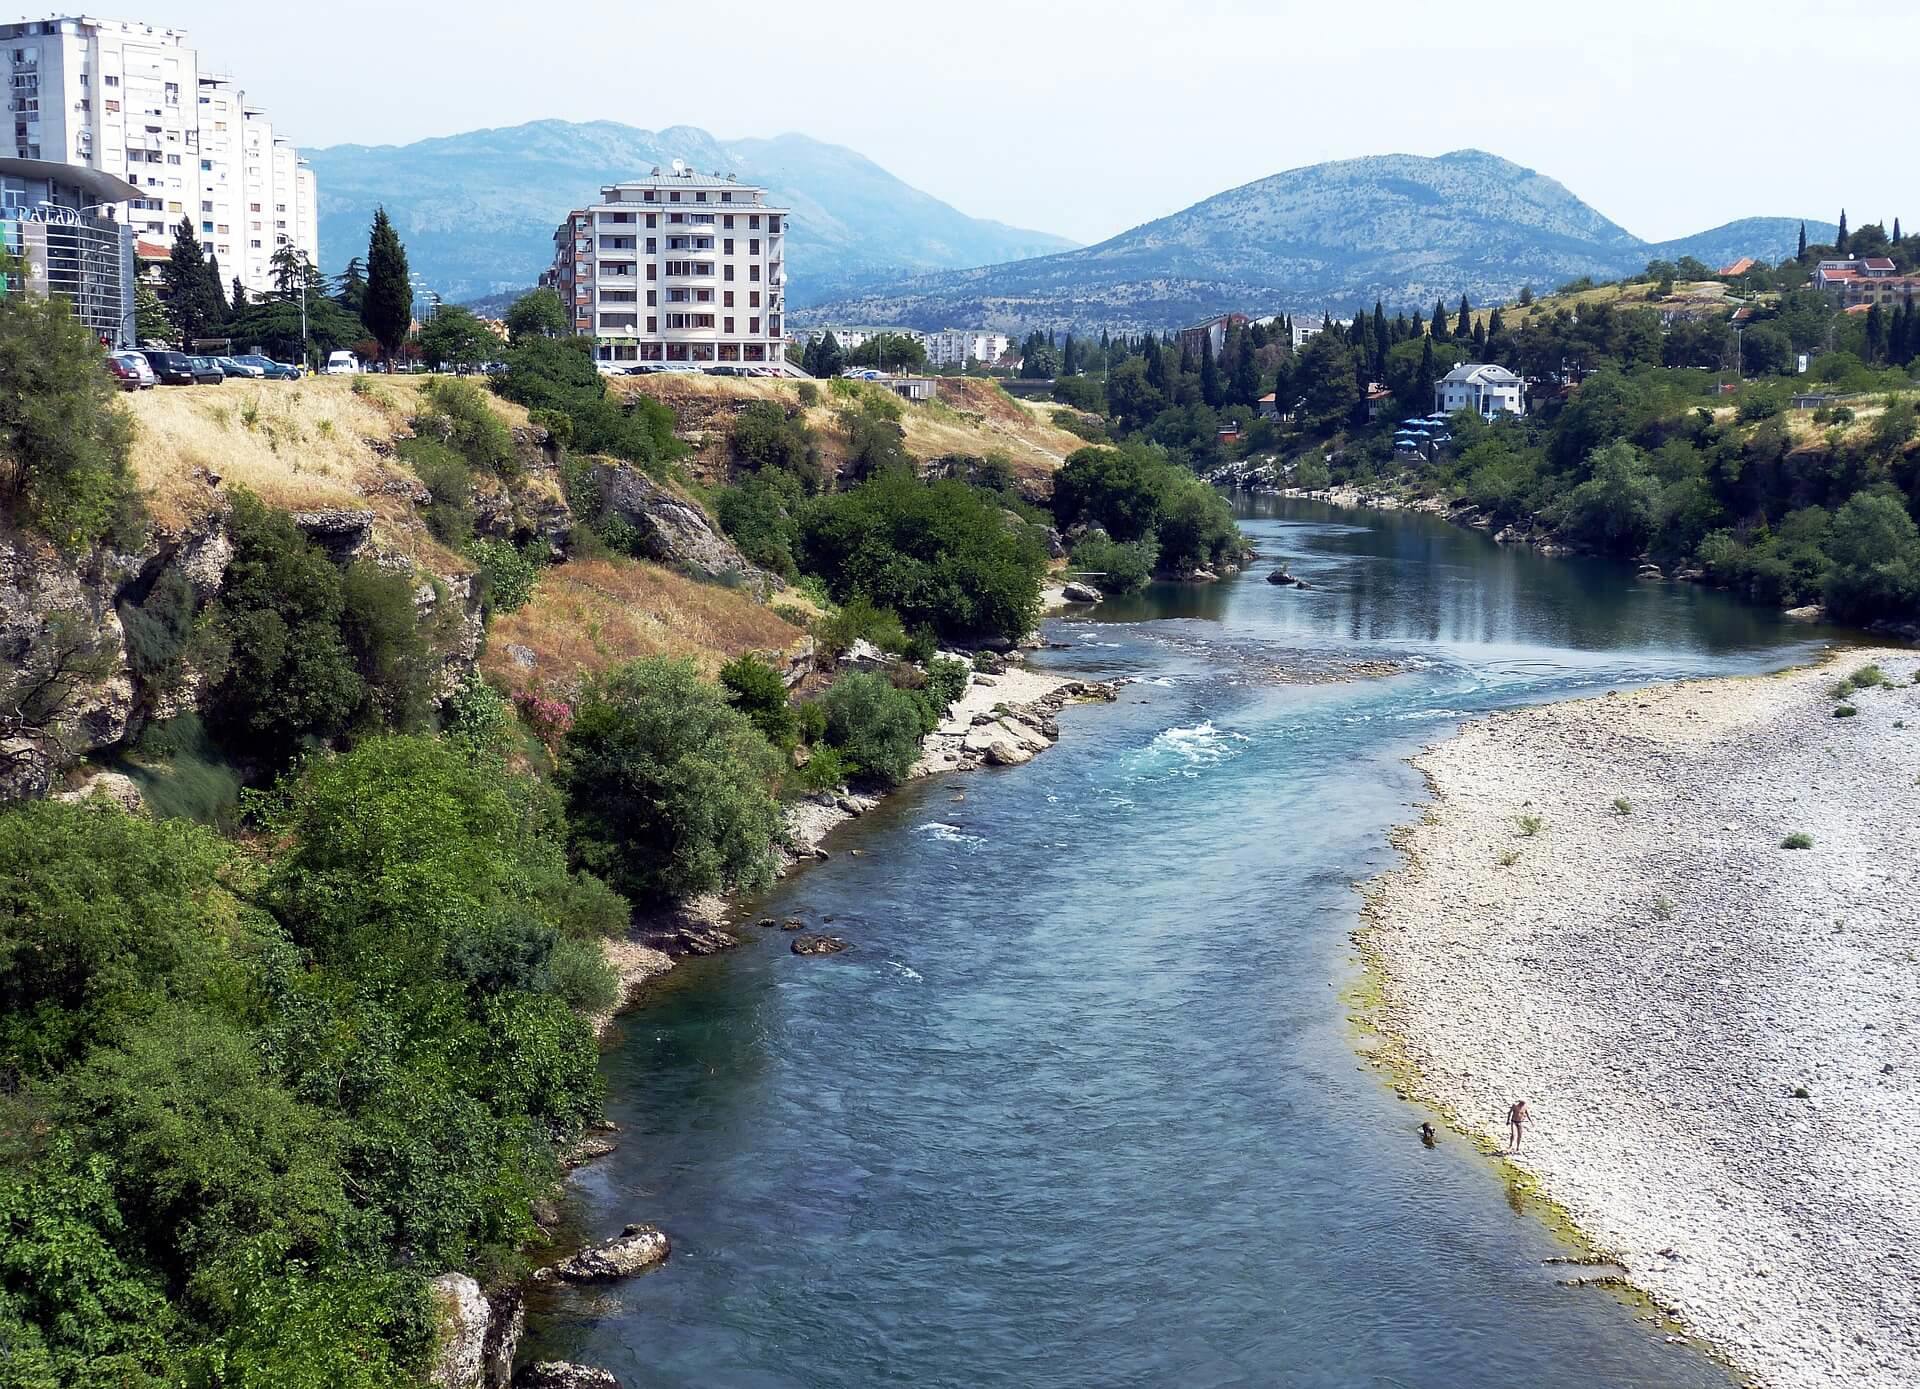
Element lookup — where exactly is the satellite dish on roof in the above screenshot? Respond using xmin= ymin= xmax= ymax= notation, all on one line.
xmin=670 ymin=158 xmax=685 ymax=175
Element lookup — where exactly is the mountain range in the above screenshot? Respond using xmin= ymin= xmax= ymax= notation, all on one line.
xmin=304 ymin=120 xmax=1077 ymax=305
xmin=795 ymin=150 xmax=1836 ymax=332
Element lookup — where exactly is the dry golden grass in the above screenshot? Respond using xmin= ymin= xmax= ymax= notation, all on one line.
xmin=121 ymin=375 xmax=537 ymax=535
xmin=482 ymin=554 xmax=805 ymax=694
xmin=618 ymin=372 xmax=1083 ymax=485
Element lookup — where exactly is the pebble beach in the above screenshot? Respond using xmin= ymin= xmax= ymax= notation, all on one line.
xmin=1363 ymin=648 xmax=1920 ymax=1389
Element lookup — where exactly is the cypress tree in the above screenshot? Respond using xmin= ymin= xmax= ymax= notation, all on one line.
xmin=1372 ymin=301 xmax=1388 ymax=372
xmin=1866 ymin=302 xmax=1887 ymax=362
xmin=1472 ymin=320 xmax=1487 ymax=355
xmin=1895 ymin=218 xmax=1903 ymax=246
xmin=1797 ymin=222 xmax=1807 ymax=259
xmin=1230 ymin=332 xmax=1259 ymax=406
xmin=1416 ymin=335 xmax=1436 ymax=410
xmin=1836 ymin=209 xmax=1849 ymax=255
xmin=1199 ymin=333 xmax=1222 ymax=407
xmin=161 ymin=217 xmax=225 ymax=347
xmin=1456 ymin=294 xmax=1471 ymax=339
xmin=231 ymin=276 xmax=247 ymax=312
xmin=1143 ymin=333 xmax=1167 ymax=392
xmin=1429 ymin=297 xmax=1450 ymax=341
xmin=1411 ymin=308 xmax=1425 ymax=339
xmin=1062 ymin=332 xmax=1079 ymax=376
xmin=364 ymin=206 xmax=414 ymax=362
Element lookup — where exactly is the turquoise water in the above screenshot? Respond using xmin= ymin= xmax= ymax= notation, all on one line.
xmin=526 ymin=499 xmax=1842 ymax=1387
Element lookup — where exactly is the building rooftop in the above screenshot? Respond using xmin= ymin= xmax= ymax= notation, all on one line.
xmin=0 ymin=154 xmax=140 ymax=205
xmin=1438 ymin=362 xmax=1521 ymax=384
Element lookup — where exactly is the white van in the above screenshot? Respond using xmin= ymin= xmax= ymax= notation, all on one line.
xmin=324 ymin=351 xmax=361 ymax=375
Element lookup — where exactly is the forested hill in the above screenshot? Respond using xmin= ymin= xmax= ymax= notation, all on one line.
xmin=306 ymin=120 xmax=1076 ymax=304
xmin=797 ymin=150 xmax=1834 ymax=333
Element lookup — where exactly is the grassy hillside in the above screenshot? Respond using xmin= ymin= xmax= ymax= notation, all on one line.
xmin=614 ymin=373 xmax=1086 ymax=488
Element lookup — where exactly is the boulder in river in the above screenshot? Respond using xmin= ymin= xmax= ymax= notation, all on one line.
xmin=791 ymin=933 xmax=850 ymax=956
xmin=1266 ymin=569 xmax=1312 ymax=589
xmin=1061 ymin=580 xmax=1103 ymax=603
xmin=536 ymin=1224 xmax=670 ymax=1284
xmin=516 ymin=1364 xmax=621 ymax=1389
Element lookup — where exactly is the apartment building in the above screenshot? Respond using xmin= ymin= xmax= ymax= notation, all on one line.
xmin=921 ymin=327 xmax=1008 ymax=367
xmin=1434 ymin=362 xmax=1526 ymax=419
xmin=1176 ymin=311 xmax=1247 ymax=362
xmin=0 ymin=14 xmax=318 ymax=296
xmin=544 ymin=165 xmax=788 ymax=367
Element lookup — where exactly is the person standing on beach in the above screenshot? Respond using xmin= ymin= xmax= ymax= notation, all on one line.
xmin=1506 ymin=1100 xmax=1529 ymax=1153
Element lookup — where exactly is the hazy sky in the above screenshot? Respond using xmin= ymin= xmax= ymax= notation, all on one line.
xmin=58 ymin=0 xmax=1917 ymax=245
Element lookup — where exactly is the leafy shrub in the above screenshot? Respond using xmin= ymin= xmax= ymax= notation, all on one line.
xmin=0 ymin=291 xmax=140 ymax=552
xmin=792 ymin=742 xmax=851 ymax=792
xmin=495 ymin=336 xmax=679 ymax=468
xmin=815 ymin=598 xmax=909 ymax=661
xmin=1514 ymin=813 xmax=1545 ymax=837
xmin=923 ymin=656 xmax=969 ymax=715
xmin=1051 ymin=374 xmax=1107 ymax=414
xmin=795 ymin=699 xmax=827 ymax=746
xmin=798 ymin=471 xmax=1047 ymax=641
xmin=561 ymin=658 xmax=784 ymax=904
xmin=1781 ymin=831 xmax=1814 ymax=849
xmin=729 ymin=401 xmax=822 ymax=489
xmin=205 ymin=492 xmax=364 ymax=759
xmin=117 ymin=567 xmax=199 ymax=690
xmin=1612 ymin=797 xmax=1632 ymax=816
xmin=421 ymin=376 xmax=517 ymax=477
xmin=471 ymin=537 xmax=541 ymax=615
xmin=339 ymin=560 xmax=435 ymax=733
xmin=820 ymin=671 xmax=925 ymax=785
xmin=713 ymin=471 xmax=804 ymax=578
xmin=444 ymin=676 xmax=514 ymax=754
xmin=397 ymin=437 xmax=475 ymax=549
xmin=796 ymin=381 xmax=819 ymax=407
xmin=1823 ymin=491 xmax=1920 ymax=622
xmin=1071 ymin=534 xmax=1156 ymax=594
xmin=1833 ymin=704 xmax=1858 ymax=718
xmin=719 ymin=652 xmax=798 ymax=749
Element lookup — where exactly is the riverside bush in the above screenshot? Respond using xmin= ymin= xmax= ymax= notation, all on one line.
xmin=561 ymin=658 xmax=784 ymax=904
xmin=821 ymin=671 xmax=926 ymax=786
xmin=1071 ymin=534 xmax=1156 ymax=594
xmin=719 ymin=652 xmax=799 ymax=749
xmin=471 ymin=538 xmax=541 ymax=615
xmin=797 ymin=471 xmax=1046 ymax=641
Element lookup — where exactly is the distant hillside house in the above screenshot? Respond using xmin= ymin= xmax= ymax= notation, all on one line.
xmin=1177 ymin=311 xmax=1247 ymax=362
xmin=1718 ymin=256 xmax=1757 ymax=277
xmin=1435 ymin=363 xmax=1525 ymax=419
xmin=1292 ymin=317 xmax=1347 ymax=350
xmin=1813 ymin=256 xmax=1919 ymax=309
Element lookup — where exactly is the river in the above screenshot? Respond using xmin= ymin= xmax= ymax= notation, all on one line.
xmin=524 ymin=497 xmax=1844 ymax=1388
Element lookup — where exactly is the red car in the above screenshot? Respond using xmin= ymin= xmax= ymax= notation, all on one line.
xmin=106 ymin=351 xmax=157 ymax=390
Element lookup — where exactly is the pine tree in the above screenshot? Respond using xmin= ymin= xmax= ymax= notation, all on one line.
xmin=364 ymin=207 xmax=414 ymax=362
xmin=1836 ymin=209 xmax=1849 ymax=255
xmin=1429 ymin=297 xmax=1450 ymax=341
xmin=231 ymin=276 xmax=247 ymax=312
xmin=1456 ymin=294 xmax=1471 ymax=340
xmin=334 ymin=257 xmax=369 ymax=315
xmin=133 ymin=280 xmax=172 ymax=345
xmin=1199 ymin=333 xmax=1222 ymax=407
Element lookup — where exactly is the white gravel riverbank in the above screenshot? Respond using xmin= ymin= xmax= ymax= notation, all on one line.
xmin=1362 ymin=647 xmax=1920 ymax=1389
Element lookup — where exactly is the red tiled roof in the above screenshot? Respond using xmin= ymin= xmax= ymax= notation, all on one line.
xmin=1844 ymin=303 xmax=1875 ymax=315
xmin=1862 ymin=257 xmax=1896 ymax=270
xmin=1818 ymin=267 xmax=1861 ymax=281
xmin=1718 ymin=257 xmax=1756 ymax=276
xmin=133 ymin=237 xmax=170 ymax=260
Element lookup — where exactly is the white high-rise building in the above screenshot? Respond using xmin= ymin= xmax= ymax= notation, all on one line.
xmin=544 ymin=166 xmax=788 ymax=368
xmin=0 ymin=14 xmax=318 ymax=296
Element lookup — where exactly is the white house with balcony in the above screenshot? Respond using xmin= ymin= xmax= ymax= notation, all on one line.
xmin=1434 ymin=362 xmax=1526 ymax=419
xmin=544 ymin=166 xmax=788 ymax=369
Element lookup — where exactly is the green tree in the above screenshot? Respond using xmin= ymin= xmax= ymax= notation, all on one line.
xmin=0 ymin=291 xmax=138 ymax=551
xmin=820 ymin=671 xmax=925 ymax=785
xmin=1455 ymin=295 xmax=1471 ymax=339
xmin=1824 ymin=490 xmax=1920 ymax=621
xmin=1199 ymin=334 xmax=1222 ymax=408
xmin=561 ymin=658 xmax=785 ymax=904
xmin=845 ymin=332 xmax=927 ymax=371
xmin=729 ymin=400 xmax=821 ymax=488
xmin=363 ymin=207 xmax=413 ymax=363
xmin=505 ymin=287 xmax=568 ymax=344
xmin=1560 ymin=441 xmax=1660 ymax=553
xmin=160 ymin=218 xmax=224 ymax=347
xmin=719 ymin=653 xmax=798 ymax=748
xmin=1835 ymin=209 xmax=1849 ymax=255
xmin=418 ymin=305 xmax=498 ymax=371
xmin=804 ymin=330 xmax=845 ymax=379
xmin=133 ymin=280 xmax=172 ymax=344
xmin=332 ymin=258 xmax=369 ymax=316
xmin=1429 ymin=296 xmax=1450 ymax=342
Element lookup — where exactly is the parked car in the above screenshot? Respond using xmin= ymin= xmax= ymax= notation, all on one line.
xmin=106 ymin=351 xmax=156 ymax=390
xmin=217 ymin=355 xmax=265 ymax=379
xmin=230 ymin=353 xmax=300 ymax=380
xmin=323 ymin=350 xmax=360 ymax=375
xmin=185 ymin=355 xmax=227 ymax=385
xmin=138 ymin=349 xmax=198 ymax=385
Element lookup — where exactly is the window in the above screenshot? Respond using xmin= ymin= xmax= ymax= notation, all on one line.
xmin=200 ymin=200 xmax=211 ymax=212
xmin=201 ymin=219 xmax=212 ymax=233
xmin=669 ymin=191 xmax=679 ymax=202
xmin=646 ymin=290 xmax=656 ymax=306
xmin=200 ymin=158 xmax=209 ymax=170
xmin=749 ymin=291 xmax=760 ymax=308
xmin=647 ymin=316 xmax=657 ymax=332
xmin=723 ymin=238 xmax=733 ymax=255
xmin=668 ymin=212 xmax=683 ymax=224
xmin=248 ymin=202 xmax=259 ymax=212
xmin=104 ymin=75 xmax=118 ymax=87
xmin=645 ymin=213 xmax=656 ymax=227
xmin=749 ymin=238 xmax=760 ymax=255
xmin=166 ymin=152 xmax=179 ymax=164
xmin=749 ymin=317 xmax=760 ymax=334
xmin=723 ymin=215 xmax=734 ymax=229
xmin=721 ymin=192 xmax=732 ymax=204
xmin=724 ymin=317 xmax=734 ymax=333
xmin=645 ymin=237 xmax=656 ymax=252
xmin=105 ymin=98 xmax=120 ymax=113
xmin=749 ymin=265 xmax=759 ymax=282
xmin=249 ymin=238 xmax=261 ymax=248
xmin=645 ymin=264 xmax=655 ymax=280
xmin=749 ymin=215 xmax=760 ymax=229
xmin=769 ymin=216 xmax=781 ymax=234
xmin=723 ymin=291 xmax=733 ymax=307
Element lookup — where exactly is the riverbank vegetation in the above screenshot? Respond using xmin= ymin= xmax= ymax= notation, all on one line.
xmin=0 ymin=272 xmax=996 ymax=1382
xmin=1035 ymin=219 xmax=1920 ymax=624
